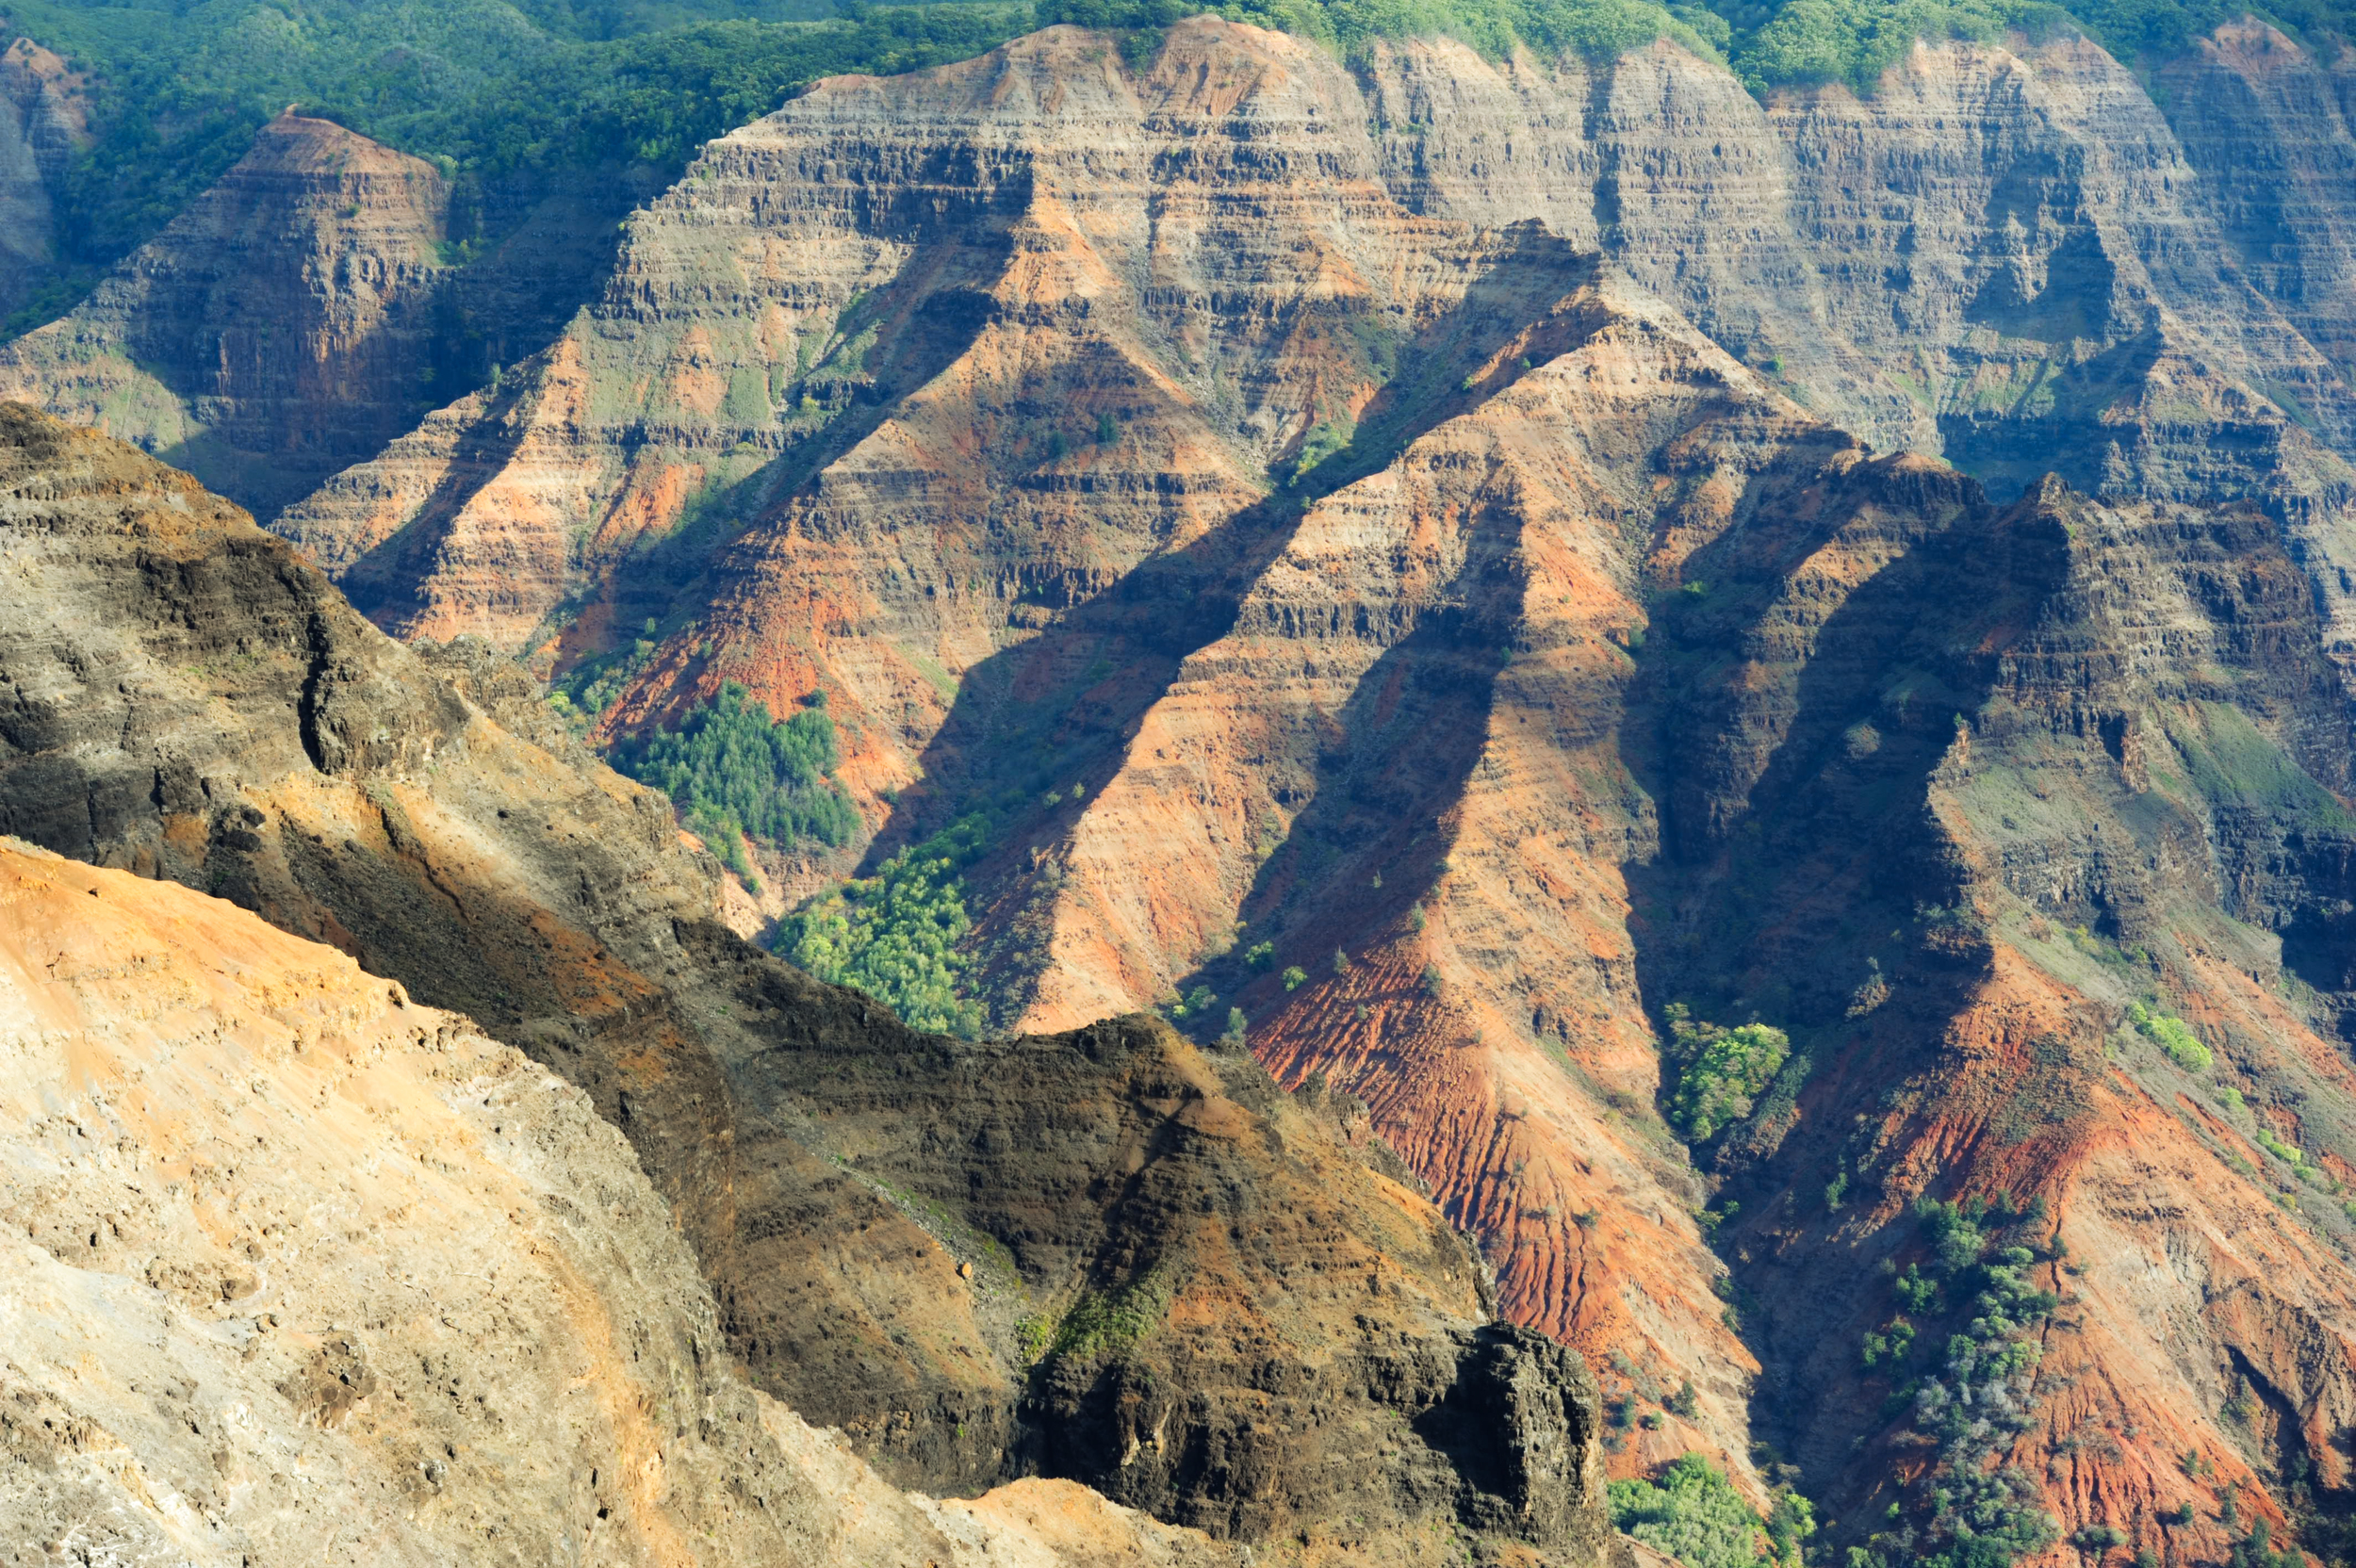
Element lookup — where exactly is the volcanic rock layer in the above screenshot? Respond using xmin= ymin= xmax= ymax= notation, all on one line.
xmin=0 ymin=833 xmax=1246 ymax=1567
xmin=0 ymin=400 xmax=1612 ymax=1565
xmin=214 ymin=14 xmax=2356 ymax=1549
xmin=15 ymin=8 xmax=2356 ymax=1559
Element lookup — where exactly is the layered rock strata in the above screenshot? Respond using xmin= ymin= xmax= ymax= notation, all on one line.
xmin=0 ymin=112 xmax=453 ymax=518
xmin=33 ymin=10 xmax=2356 ymax=1552
xmin=1620 ymin=473 xmax=2356 ymax=1555
xmin=272 ymin=18 xmax=2356 ymax=668
xmin=242 ymin=14 xmax=2356 ymax=1517
xmin=0 ymin=108 xmax=638 ymax=527
xmin=0 ymin=834 xmax=1236 ymax=1567
xmin=0 ymin=401 xmax=1612 ymax=1563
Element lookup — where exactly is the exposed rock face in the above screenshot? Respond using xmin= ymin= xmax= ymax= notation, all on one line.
xmin=0 ymin=834 xmax=1237 ymax=1567
xmin=0 ymin=112 xmax=453 ymax=518
xmin=1613 ymin=470 xmax=2356 ymax=1553
xmin=685 ymin=957 xmax=1608 ymax=1558
xmin=0 ymin=401 xmax=1612 ymax=1563
xmin=0 ymin=103 xmax=642 ymax=529
xmin=39 ymin=10 xmax=2356 ymax=1554
xmin=2158 ymin=24 xmax=2356 ymax=388
xmin=273 ymin=19 xmax=2356 ymax=659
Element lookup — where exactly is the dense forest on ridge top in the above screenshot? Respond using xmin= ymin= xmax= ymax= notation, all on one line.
xmin=7 ymin=0 xmax=2350 ymax=338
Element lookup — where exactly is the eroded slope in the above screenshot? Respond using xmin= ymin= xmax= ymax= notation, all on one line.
xmin=0 ymin=400 xmax=1612 ymax=1564
xmin=0 ymin=835 xmax=1234 ymax=1567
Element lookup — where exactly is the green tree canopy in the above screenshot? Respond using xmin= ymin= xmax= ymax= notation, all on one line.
xmin=777 ymin=813 xmax=990 ymax=1037
xmin=614 ymin=680 xmax=858 ymax=866
xmin=1661 ymin=1004 xmax=1791 ymax=1142
xmin=1610 ymin=1454 xmax=1792 ymax=1568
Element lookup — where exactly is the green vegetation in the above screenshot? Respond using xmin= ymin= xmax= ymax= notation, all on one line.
xmin=1609 ymin=1453 xmax=1810 ymax=1568
xmin=1849 ymin=1194 xmax=2060 ymax=1568
xmin=2156 ymin=703 xmax=2356 ymax=831
xmin=1039 ymin=0 xmax=1722 ymax=72
xmin=1860 ymin=1315 xmax=1915 ymax=1365
xmin=1043 ymin=0 xmax=2356 ymax=101
xmin=2128 ymin=1001 xmax=2212 ymax=1071
xmin=0 ymin=0 xmax=1034 ymax=333
xmin=1167 ymin=983 xmax=1219 ymax=1020
xmin=1281 ymin=963 xmax=1308 ymax=990
xmin=1661 ymin=1004 xmax=1791 ymax=1142
xmin=2233 ymin=1518 xmax=2306 ymax=1568
xmin=551 ymin=619 xmax=663 ymax=722
xmin=2251 ymin=1123 xmax=2313 ymax=1174
xmin=613 ymin=682 xmax=856 ymax=885
xmin=777 ymin=812 xmax=990 ymax=1037
xmin=1034 ymin=1266 xmax=1176 ymax=1364
xmin=1728 ymin=0 xmax=2058 ymax=94
xmin=11 ymin=0 xmax=2345 ymax=346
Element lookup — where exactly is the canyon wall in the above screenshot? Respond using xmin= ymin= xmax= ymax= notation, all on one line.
xmin=269 ymin=18 xmax=2356 ymax=676
xmin=0 ymin=400 xmax=1612 ymax=1564
xmin=0 ymin=106 xmax=646 ymax=528
xmin=0 ymin=112 xmax=455 ymax=518
xmin=0 ymin=834 xmax=1238 ymax=1567
xmin=0 ymin=40 xmax=87 ymax=323
xmin=15 ymin=10 xmax=2356 ymax=1560
xmin=234 ymin=15 xmax=2356 ymax=1550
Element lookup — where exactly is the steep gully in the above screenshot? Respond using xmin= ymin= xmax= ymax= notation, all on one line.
xmin=17 ymin=11 xmax=2356 ymax=1564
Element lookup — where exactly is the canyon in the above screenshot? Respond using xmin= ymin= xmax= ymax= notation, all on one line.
xmin=7 ymin=6 xmax=2356 ymax=1567
xmin=0 ymin=400 xmax=1609 ymax=1563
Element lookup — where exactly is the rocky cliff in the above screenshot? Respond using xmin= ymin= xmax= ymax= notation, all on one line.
xmin=0 ymin=833 xmax=1236 ymax=1567
xmin=0 ymin=400 xmax=1612 ymax=1563
xmin=1659 ymin=474 xmax=2356 ymax=1560
xmin=225 ymin=13 xmax=2356 ymax=1555
xmin=0 ymin=106 xmax=642 ymax=527
xmin=17 ymin=9 xmax=2356 ymax=1560
xmin=269 ymin=18 xmax=2356 ymax=669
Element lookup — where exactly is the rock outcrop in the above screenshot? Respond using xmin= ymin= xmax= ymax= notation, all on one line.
xmin=239 ymin=14 xmax=2356 ymax=1546
xmin=269 ymin=18 xmax=2356 ymax=664
xmin=0 ymin=106 xmax=640 ymax=528
xmin=0 ymin=833 xmax=1238 ymax=1566
xmin=0 ymin=400 xmax=1612 ymax=1563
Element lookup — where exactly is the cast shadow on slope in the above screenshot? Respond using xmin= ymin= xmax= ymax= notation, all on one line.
xmin=863 ymin=224 xmax=1605 ymax=894
xmin=340 ymin=174 xmax=1030 ymax=640
xmin=1615 ymin=467 xmax=2073 ymax=1497
xmin=1160 ymin=502 xmax=1532 ymax=1062
xmin=0 ymin=405 xmax=1621 ymax=1552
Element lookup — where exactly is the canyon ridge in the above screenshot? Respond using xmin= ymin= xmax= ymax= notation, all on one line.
xmin=5 ymin=4 xmax=2356 ymax=1568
